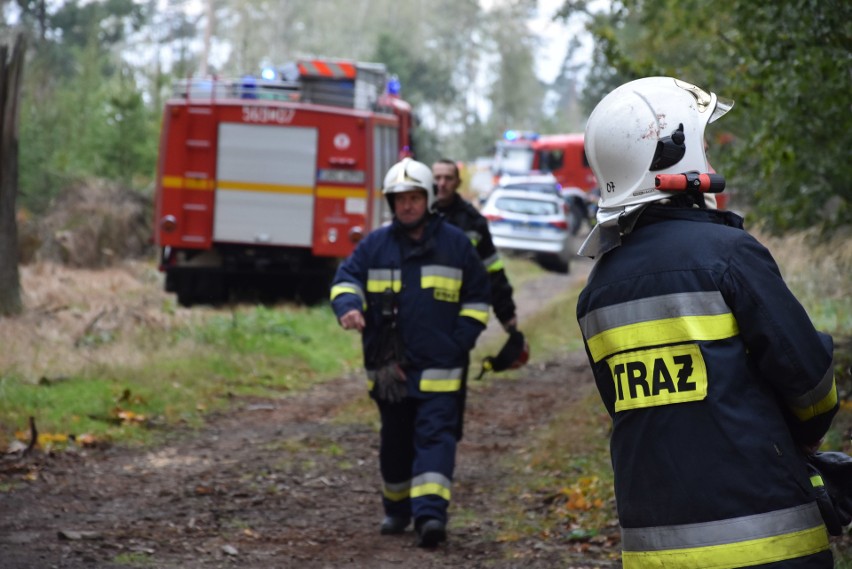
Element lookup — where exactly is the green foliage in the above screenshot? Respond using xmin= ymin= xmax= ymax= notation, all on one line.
xmin=561 ymin=0 xmax=852 ymax=233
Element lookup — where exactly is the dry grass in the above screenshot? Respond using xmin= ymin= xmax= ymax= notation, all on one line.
xmin=0 ymin=260 xmax=202 ymax=383
xmin=754 ymin=226 xmax=852 ymax=296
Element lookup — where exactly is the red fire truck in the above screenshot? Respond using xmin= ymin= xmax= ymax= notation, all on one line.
xmin=154 ymin=59 xmax=413 ymax=306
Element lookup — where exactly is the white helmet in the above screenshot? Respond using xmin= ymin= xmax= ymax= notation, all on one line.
xmin=585 ymin=77 xmax=733 ymax=211
xmin=383 ymin=158 xmax=435 ymax=211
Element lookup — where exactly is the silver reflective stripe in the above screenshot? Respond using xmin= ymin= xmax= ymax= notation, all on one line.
xmin=789 ymin=357 xmax=836 ymax=409
xmin=411 ymin=472 xmax=452 ymax=489
xmin=330 ymin=281 xmax=365 ymax=303
xmin=421 ymin=265 xmax=463 ymax=280
xmin=368 ymin=268 xmax=397 ymax=282
xmin=482 ymin=252 xmax=500 ymax=267
xmin=579 ymin=291 xmax=731 ymax=338
xmin=621 ymin=503 xmax=824 ymax=552
xmin=422 ymin=368 xmax=463 ymax=381
xmin=461 ymin=302 xmax=489 ymax=313
xmin=384 ymin=480 xmax=411 ymax=493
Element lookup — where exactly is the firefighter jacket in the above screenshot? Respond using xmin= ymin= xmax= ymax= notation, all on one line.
xmin=576 ymin=205 xmax=838 ymax=569
xmin=330 ymin=214 xmax=491 ymax=397
xmin=436 ymin=193 xmax=516 ymax=326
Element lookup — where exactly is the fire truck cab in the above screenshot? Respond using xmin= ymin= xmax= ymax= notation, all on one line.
xmin=491 ymin=130 xmax=596 ymax=192
xmin=154 ymin=59 xmax=413 ymax=306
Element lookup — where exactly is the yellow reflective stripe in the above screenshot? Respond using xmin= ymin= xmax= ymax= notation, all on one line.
xmin=421 ymin=275 xmax=462 ymax=291
xmin=810 ymin=475 xmax=824 ymax=488
xmin=487 ymin=258 xmax=505 ymax=272
xmin=789 ymin=365 xmax=838 ymax=420
xmin=410 ymin=472 xmax=451 ymax=501
xmin=411 ymin=482 xmax=451 ymax=501
xmin=587 ymin=314 xmax=739 ymax=363
xmin=790 ymin=378 xmax=838 ymax=421
xmin=330 ymin=283 xmax=366 ymax=310
xmin=622 ymin=525 xmax=829 ymax=569
xmin=420 ymin=368 xmax=463 ymax=392
xmin=217 ymin=179 xmax=313 ymax=194
xmin=460 ymin=307 xmax=489 ymax=325
xmin=330 ymin=283 xmax=361 ymax=300
xmin=366 ymin=280 xmax=401 ymax=293
xmin=383 ymin=480 xmax=411 ymax=502
xmin=421 ymin=378 xmax=462 ymax=392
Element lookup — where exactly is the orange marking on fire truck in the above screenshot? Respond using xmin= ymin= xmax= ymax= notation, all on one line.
xmin=316 ymin=186 xmax=367 ymax=199
xmin=298 ymin=60 xmax=356 ymax=79
xmin=162 ymin=176 xmax=215 ymax=191
xmin=217 ymin=180 xmax=313 ymax=195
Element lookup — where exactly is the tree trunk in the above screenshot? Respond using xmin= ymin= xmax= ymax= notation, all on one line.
xmin=0 ymin=34 xmax=26 ymax=317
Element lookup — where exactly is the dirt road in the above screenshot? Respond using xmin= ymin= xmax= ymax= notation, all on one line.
xmin=0 ymin=258 xmax=623 ymax=568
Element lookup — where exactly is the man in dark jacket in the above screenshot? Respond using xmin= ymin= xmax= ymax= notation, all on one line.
xmin=432 ymin=159 xmax=517 ymax=331
xmin=330 ymin=158 xmax=490 ymax=548
xmin=576 ymin=77 xmax=839 ymax=568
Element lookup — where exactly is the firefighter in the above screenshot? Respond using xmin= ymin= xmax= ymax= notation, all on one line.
xmin=432 ymin=159 xmax=518 ymax=332
xmin=330 ymin=158 xmax=490 ymax=548
xmin=575 ymin=77 xmax=839 ymax=568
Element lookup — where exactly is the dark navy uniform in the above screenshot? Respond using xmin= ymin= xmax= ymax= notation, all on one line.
xmin=577 ymin=205 xmax=838 ymax=568
xmin=436 ymin=193 xmax=516 ymax=326
xmin=331 ymin=214 xmax=490 ymax=525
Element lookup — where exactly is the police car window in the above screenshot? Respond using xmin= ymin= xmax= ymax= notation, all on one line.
xmin=495 ymin=197 xmax=559 ymax=216
xmin=504 ymin=183 xmax=559 ymax=194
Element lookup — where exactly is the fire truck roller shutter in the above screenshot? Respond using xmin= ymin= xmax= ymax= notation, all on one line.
xmin=373 ymin=124 xmax=399 ymax=228
xmin=214 ymin=123 xmax=318 ymax=246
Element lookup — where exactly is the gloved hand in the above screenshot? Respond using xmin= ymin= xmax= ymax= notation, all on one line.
xmin=375 ymin=362 xmax=408 ymax=403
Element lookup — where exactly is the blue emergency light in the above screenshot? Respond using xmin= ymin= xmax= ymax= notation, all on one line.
xmin=261 ymin=67 xmax=277 ymax=81
xmin=503 ymin=130 xmax=538 ymax=141
xmin=387 ymin=74 xmax=401 ymax=96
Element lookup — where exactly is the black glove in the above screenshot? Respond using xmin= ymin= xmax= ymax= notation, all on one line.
xmin=375 ymin=362 xmax=408 ymax=403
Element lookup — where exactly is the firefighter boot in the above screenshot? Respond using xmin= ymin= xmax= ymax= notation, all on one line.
xmin=380 ymin=516 xmax=410 ymax=535
xmin=415 ymin=518 xmax=447 ymax=547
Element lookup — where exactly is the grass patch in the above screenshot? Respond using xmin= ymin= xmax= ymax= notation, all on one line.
xmin=0 ymin=301 xmax=362 ymax=450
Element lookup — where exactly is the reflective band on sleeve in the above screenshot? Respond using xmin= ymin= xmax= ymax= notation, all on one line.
xmin=465 ymin=230 xmax=482 ymax=246
xmin=789 ymin=363 xmax=838 ymax=421
xmin=810 ymin=475 xmax=824 ymax=488
xmin=420 ymin=368 xmax=464 ymax=392
xmin=382 ymin=479 xmax=411 ymax=501
xmin=421 ymin=265 xmax=463 ymax=291
xmin=621 ymin=503 xmax=829 ymax=569
xmin=460 ymin=303 xmax=490 ymax=325
xmin=330 ymin=282 xmax=366 ymax=309
xmin=482 ymin=252 xmax=504 ymax=273
xmin=366 ymin=369 xmax=376 ymax=391
xmin=367 ymin=269 xmax=401 ymax=293
xmin=410 ymin=472 xmax=452 ymax=501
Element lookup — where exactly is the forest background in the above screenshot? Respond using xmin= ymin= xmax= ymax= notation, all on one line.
xmin=1 ymin=0 xmax=850 ymax=232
